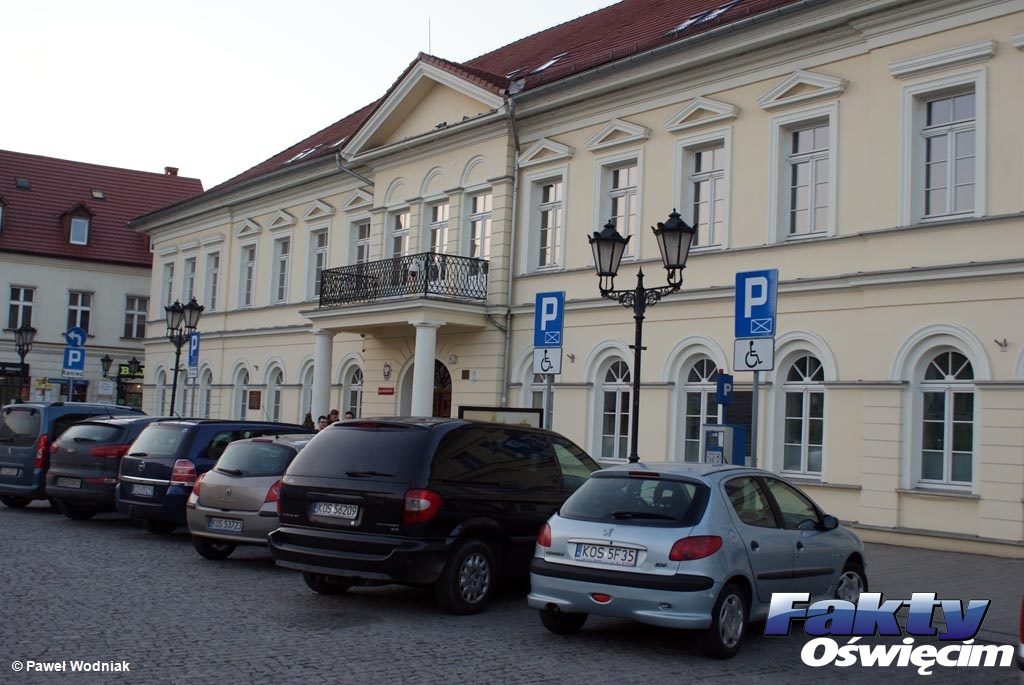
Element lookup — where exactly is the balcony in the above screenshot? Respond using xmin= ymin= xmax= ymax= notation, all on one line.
xmin=319 ymin=252 xmax=489 ymax=308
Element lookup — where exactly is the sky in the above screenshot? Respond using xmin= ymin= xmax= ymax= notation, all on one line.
xmin=2 ymin=0 xmax=617 ymax=188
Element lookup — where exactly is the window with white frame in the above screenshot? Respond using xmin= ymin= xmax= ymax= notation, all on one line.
xmin=918 ymin=350 xmax=974 ymax=487
xmin=205 ymin=252 xmax=220 ymax=311
xmin=268 ymin=368 xmax=284 ymax=421
xmin=689 ymin=146 xmax=726 ymax=247
xmin=468 ymin=193 xmax=492 ymax=261
xmin=240 ymin=245 xmax=256 ymax=308
xmin=782 ymin=355 xmax=825 ymax=475
xmin=8 ymin=286 xmax=33 ymax=329
xmin=183 ymin=256 xmax=197 ymax=301
xmin=923 ymin=91 xmax=975 ymax=218
xmin=343 ymin=366 xmax=363 ymax=418
xmin=300 ymin=366 xmax=314 ymax=422
xmin=786 ymin=123 xmax=830 ymax=236
xmin=162 ymin=262 xmax=175 ymax=306
xmin=352 ymin=220 xmax=370 ymax=264
xmin=427 ymin=202 xmax=449 ymax=253
xmin=530 ymin=373 xmax=546 ymax=415
xmin=390 ymin=210 xmax=410 ymax=257
xmin=234 ymin=369 xmax=249 ymax=419
xmin=682 ymin=358 xmax=719 ymax=462
xmin=70 ymin=217 xmax=89 ymax=245
xmin=124 ymin=296 xmax=147 ymax=339
xmin=600 ymin=360 xmax=631 ymax=460
xmin=155 ymin=369 xmax=167 ymax=414
xmin=199 ymin=368 xmax=213 ymax=418
xmin=604 ymin=163 xmax=638 ymax=255
xmin=67 ymin=291 xmax=92 ymax=333
xmin=273 ymin=238 xmax=290 ymax=304
xmin=311 ymin=230 xmax=328 ymax=299
xmin=536 ymin=179 xmax=563 ymax=269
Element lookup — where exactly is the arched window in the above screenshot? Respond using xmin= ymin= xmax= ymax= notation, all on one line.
xmin=919 ymin=350 xmax=974 ymax=486
xmin=300 ymin=365 xmax=314 ymax=422
xmin=682 ymin=358 xmax=718 ymax=462
xmin=154 ymin=369 xmax=167 ymax=415
xmin=600 ymin=360 xmax=631 ymax=460
xmin=344 ymin=367 xmax=363 ymax=418
xmin=234 ymin=368 xmax=249 ymax=420
xmin=782 ymin=355 xmax=825 ymax=475
xmin=268 ymin=368 xmax=284 ymax=421
xmin=199 ymin=368 xmax=213 ymax=418
xmin=530 ymin=374 xmax=547 ymax=414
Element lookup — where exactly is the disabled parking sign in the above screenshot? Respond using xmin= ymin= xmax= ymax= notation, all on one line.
xmin=735 ymin=270 xmax=778 ymax=339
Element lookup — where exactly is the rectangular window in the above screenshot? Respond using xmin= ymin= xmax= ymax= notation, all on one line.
xmin=273 ymin=238 xmax=290 ymax=303
xmin=468 ymin=193 xmax=492 ymax=261
xmin=123 ymin=296 xmax=148 ymax=339
xmin=205 ymin=252 xmax=220 ymax=311
xmin=67 ymin=291 xmax=92 ymax=333
xmin=690 ymin=145 xmax=726 ymax=247
xmin=70 ymin=217 xmax=89 ymax=245
xmin=782 ymin=390 xmax=824 ymax=474
xmin=787 ymin=123 xmax=830 ymax=236
xmin=162 ymin=262 xmax=175 ymax=306
xmin=537 ymin=180 xmax=563 ymax=268
xmin=353 ymin=221 xmax=370 ymax=264
xmin=8 ymin=286 xmax=34 ymax=329
xmin=183 ymin=257 xmax=197 ymax=301
xmin=241 ymin=245 xmax=256 ymax=308
xmin=427 ymin=202 xmax=449 ymax=253
xmin=390 ymin=211 xmax=410 ymax=258
xmin=311 ymin=231 xmax=328 ymax=299
xmin=607 ymin=163 xmax=638 ymax=254
xmin=923 ymin=92 xmax=975 ymax=217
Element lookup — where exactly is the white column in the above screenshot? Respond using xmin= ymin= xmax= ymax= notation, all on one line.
xmin=311 ymin=329 xmax=334 ymax=419
xmin=411 ymin=321 xmax=441 ymax=417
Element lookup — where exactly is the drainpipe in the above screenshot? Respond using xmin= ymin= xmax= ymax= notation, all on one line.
xmin=499 ymin=90 xmax=524 ymax=407
xmin=334 ymin=152 xmax=374 ymax=187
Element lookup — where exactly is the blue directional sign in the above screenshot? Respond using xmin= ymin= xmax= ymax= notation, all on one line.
xmin=533 ymin=291 xmax=565 ymax=348
xmin=716 ymin=372 xmax=734 ymax=405
xmin=735 ymin=269 xmax=778 ymax=339
xmin=61 ymin=347 xmax=86 ymax=378
xmin=65 ymin=326 xmax=87 ymax=348
xmin=188 ymin=332 xmax=201 ymax=368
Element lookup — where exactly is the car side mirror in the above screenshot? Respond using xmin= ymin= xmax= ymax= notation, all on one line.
xmin=821 ymin=514 xmax=839 ymax=531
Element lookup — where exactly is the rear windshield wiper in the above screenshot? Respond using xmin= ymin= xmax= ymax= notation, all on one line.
xmin=0 ymin=437 xmax=14 ymax=443
xmin=217 ymin=467 xmax=243 ymax=476
xmin=127 ymin=452 xmax=148 ymax=457
xmin=610 ymin=511 xmax=676 ymax=520
xmin=73 ymin=437 xmax=98 ymax=443
xmin=345 ymin=470 xmax=394 ymax=478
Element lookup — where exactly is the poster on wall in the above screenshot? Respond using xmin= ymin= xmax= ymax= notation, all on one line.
xmin=248 ymin=390 xmax=262 ymax=410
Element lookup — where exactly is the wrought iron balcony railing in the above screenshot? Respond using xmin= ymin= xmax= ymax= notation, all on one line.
xmin=319 ymin=252 xmax=489 ymax=307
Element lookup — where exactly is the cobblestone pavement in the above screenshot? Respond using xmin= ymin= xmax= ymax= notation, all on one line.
xmin=1 ymin=502 xmax=1020 ymax=684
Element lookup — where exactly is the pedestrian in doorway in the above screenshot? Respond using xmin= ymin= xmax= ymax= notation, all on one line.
xmin=329 ymin=409 xmax=340 ymax=424
xmin=343 ymin=410 xmax=354 ymax=420
xmin=317 ymin=415 xmax=329 ymax=431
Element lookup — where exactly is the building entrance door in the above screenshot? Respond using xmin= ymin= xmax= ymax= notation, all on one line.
xmin=433 ymin=360 xmax=452 ymax=418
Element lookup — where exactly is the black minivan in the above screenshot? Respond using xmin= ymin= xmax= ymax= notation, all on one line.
xmin=269 ymin=418 xmax=600 ymax=614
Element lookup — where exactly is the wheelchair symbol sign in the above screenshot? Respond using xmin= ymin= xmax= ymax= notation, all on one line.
xmin=733 ymin=338 xmax=774 ymax=372
xmin=533 ymin=347 xmax=563 ymax=375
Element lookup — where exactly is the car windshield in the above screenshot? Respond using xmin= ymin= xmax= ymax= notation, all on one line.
xmin=287 ymin=422 xmax=430 ymax=482
xmin=129 ymin=424 xmax=190 ymax=457
xmin=57 ymin=423 xmax=123 ymax=445
xmin=560 ymin=475 xmax=709 ymax=527
xmin=0 ymin=407 xmax=41 ymax=447
xmin=216 ymin=442 xmax=296 ymax=477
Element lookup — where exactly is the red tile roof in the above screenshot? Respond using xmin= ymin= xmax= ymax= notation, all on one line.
xmin=0 ymin=149 xmax=203 ymax=267
xmin=158 ymin=0 xmax=804 ymax=209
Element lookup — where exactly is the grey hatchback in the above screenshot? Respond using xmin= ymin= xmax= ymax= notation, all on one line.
xmin=528 ymin=463 xmax=866 ymax=658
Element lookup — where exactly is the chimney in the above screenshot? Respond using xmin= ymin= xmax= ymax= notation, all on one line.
xmin=164 ymin=166 xmax=179 ymax=176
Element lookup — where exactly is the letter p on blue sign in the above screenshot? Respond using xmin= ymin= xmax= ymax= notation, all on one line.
xmin=735 ymin=269 xmax=778 ymax=338
xmin=534 ymin=291 xmax=565 ymax=348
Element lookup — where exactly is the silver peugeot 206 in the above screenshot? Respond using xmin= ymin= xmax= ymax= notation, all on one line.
xmin=528 ymin=462 xmax=867 ymax=658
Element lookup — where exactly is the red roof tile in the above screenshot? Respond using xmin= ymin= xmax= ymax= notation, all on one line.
xmin=0 ymin=149 xmax=203 ymax=267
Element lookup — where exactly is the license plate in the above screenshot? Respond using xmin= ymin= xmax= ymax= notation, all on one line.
xmin=574 ymin=544 xmax=639 ymax=567
xmin=133 ymin=484 xmax=155 ymax=497
xmin=208 ymin=517 xmax=244 ymax=534
xmin=311 ymin=501 xmax=360 ymax=519
xmin=56 ymin=477 xmax=81 ymax=489
xmin=0 ymin=466 xmax=19 ymax=477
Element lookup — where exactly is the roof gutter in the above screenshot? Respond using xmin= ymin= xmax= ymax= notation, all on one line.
xmin=334 ymin=152 xmax=374 ymax=186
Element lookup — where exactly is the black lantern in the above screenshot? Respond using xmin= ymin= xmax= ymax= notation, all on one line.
xmin=127 ymin=356 xmax=142 ymax=376
xmin=163 ymin=298 xmax=204 ymax=417
xmin=182 ymin=297 xmax=204 ymax=330
xmin=652 ymin=208 xmax=697 ymax=287
xmin=588 ymin=220 xmax=631 ymax=294
xmin=100 ymin=354 xmax=114 ymax=379
xmin=14 ymin=325 xmax=36 ymax=403
xmin=165 ymin=300 xmax=186 ymax=338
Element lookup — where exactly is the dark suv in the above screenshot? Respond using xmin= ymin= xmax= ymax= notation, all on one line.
xmin=117 ymin=420 xmax=313 ymax=534
xmin=46 ymin=416 xmax=173 ymax=520
xmin=268 ymin=418 xmax=600 ymax=614
xmin=0 ymin=402 xmax=144 ymax=508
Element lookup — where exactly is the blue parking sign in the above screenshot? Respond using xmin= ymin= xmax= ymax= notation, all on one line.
xmin=533 ymin=291 xmax=565 ymax=348
xmin=735 ymin=270 xmax=778 ymax=338
xmin=188 ymin=331 xmax=201 ymax=368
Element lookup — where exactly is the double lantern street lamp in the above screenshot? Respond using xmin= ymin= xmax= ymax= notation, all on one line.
xmin=588 ymin=209 xmax=696 ymax=464
xmin=164 ymin=298 xmax=204 ymax=417
xmin=14 ymin=325 xmax=37 ymax=403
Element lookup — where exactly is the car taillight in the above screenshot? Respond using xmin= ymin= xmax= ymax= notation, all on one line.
xmin=50 ymin=442 xmax=59 ymax=455
xmin=403 ymin=489 xmax=443 ymax=525
xmin=34 ymin=435 xmax=48 ymax=470
xmin=537 ymin=523 xmax=552 ymax=548
xmin=90 ymin=444 xmax=131 ymax=458
xmin=170 ymin=459 xmax=197 ymax=486
xmin=265 ymin=480 xmax=281 ymax=505
xmin=669 ymin=535 xmax=723 ymax=561
xmin=192 ymin=472 xmax=205 ymax=498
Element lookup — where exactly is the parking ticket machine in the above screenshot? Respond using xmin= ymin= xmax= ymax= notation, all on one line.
xmin=701 ymin=424 xmax=746 ymax=466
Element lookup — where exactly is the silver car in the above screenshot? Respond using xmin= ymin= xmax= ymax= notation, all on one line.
xmin=528 ymin=462 xmax=867 ymax=658
xmin=186 ymin=435 xmax=311 ymax=560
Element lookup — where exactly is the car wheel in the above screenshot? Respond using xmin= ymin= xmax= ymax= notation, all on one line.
xmin=0 ymin=495 xmax=32 ymax=508
xmin=434 ymin=539 xmax=495 ymax=615
xmin=697 ymin=582 xmax=748 ymax=659
xmin=142 ymin=520 xmax=178 ymax=534
xmin=835 ymin=560 xmax=868 ymax=601
xmin=539 ymin=608 xmax=588 ymax=635
xmin=192 ymin=536 xmax=236 ymax=560
xmin=48 ymin=497 xmax=61 ymax=511
xmin=58 ymin=501 xmax=96 ymax=521
xmin=302 ymin=572 xmax=353 ymax=595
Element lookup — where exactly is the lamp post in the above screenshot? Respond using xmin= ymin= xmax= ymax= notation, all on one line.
xmin=164 ymin=298 xmax=204 ymax=416
xmin=14 ymin=325 xmax=37 ymax=403
xmin=588 ymin=210 xmax=696 ymax=463
xmin=100 ymin=354 xmax=114 ymax=379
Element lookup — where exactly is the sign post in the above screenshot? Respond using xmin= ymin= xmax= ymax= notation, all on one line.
xmin=533 ymin=292 xmax=565 ymax=430
xmin=62 ymin=327 xmax=88 ymax=400
xmin=734 ymin=270 xmax=778 ymax=468
xmin=187 ymin=332 xmax=200 ymax=417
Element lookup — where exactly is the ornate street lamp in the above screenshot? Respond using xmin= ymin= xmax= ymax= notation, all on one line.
xmin=588 ymin=210 xmax=696 ymax=463
xmin=100 ymin=354 xmax=114 ymax=379
xmin=164 ymin=297 xmax=204 ymax=416
xmin=127 ymin=357 xmax=142 ymax=376
xmin=14 ymin=325 xmax=37 ymax=403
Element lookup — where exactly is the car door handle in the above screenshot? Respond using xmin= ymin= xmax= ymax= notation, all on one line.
xmin=750 ymin=541 xmax=759 ymax=551
xmin=796 ymin=541 xmax=804 ymax=551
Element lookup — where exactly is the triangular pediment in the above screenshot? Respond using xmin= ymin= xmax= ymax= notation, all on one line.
xmin=267 ymin=209 xmax=296 ymax=231
xmin=234 ymin=218 xmax=261 ymax=237
xmin=584 ymin=118 xmax=650 ymax=152
xmin=518 ymin=138 xmax=574 ymax=169
xmin=665 ymin=97 xmax=739 ymax=133
xmin=758 ymin=70 xmax=847 ymax=111
xmin=343 ymin=59 xmax=505 ymax=158
xmin=340 ymin=189 xmax=374 ymax=212
xmin=303 ymin=199 xmax=335 ymax=221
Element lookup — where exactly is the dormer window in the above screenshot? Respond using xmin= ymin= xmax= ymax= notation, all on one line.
xmin=70 ymin=216 xmax=90 ymax=245
xmin=15 ymin=178 xmax=30 ymax=190
xmin=91 ymin=189 xmax=106 ymax=200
